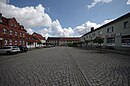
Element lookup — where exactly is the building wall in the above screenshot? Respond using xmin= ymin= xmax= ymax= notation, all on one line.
xmin=81 ymin=13 xmax=130 ymax=50
xmin=0 ymin=17 xmax=27 ymax=48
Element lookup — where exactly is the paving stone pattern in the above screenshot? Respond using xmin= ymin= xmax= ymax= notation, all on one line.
xmin=0 ymin=47 xmax=88 ymax=86
xmin=0 ymin=47 xmax=130 ymax=86
xmin=69 ymin=48 xmax=130 ymax=86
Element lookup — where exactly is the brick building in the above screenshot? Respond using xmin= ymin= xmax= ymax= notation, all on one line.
xmin=0 ymin=13 xmax=27 ymax=48
xmin=32 ymin=32 xmax=46 ymax=44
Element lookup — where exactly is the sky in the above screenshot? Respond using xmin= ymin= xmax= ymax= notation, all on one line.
xmin=0 ymin=0 xmax=130 ymax=38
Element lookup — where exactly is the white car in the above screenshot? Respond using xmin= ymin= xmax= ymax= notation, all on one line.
xmin=0 ymin=46 xmax=21 ymax=54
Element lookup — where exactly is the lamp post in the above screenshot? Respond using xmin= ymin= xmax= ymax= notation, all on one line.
xmin=91 ymin=37 xmax=92 ymax=49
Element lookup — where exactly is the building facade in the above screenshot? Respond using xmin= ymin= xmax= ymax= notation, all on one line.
xmin=32 ymin=32 xmax=46 ymax=44
xmin=81 ymin=12 xmax=130 ymax=50
xmin=0 ymin=13 xmax=27 ymax=48
xmin=47 ymin=37 xmax=80 ymax=46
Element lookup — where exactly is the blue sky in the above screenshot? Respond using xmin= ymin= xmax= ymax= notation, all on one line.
xmin=0 ymin=0 xmax=130 ymax=37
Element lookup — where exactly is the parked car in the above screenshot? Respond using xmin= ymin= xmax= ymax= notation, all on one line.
xmin=18 ymin=46 xmax=28 ymax=52
xmin=0 ymin=46 xmax=20 ymax=54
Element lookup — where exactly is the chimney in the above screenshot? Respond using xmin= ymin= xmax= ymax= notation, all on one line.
xmin=0 ymin=13 xmax=2 ymax=18
xmin=91 ymin=27 xmax=94 ymax=32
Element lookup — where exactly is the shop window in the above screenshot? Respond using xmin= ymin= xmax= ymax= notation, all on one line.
xmin=107 ymin=37 xmax=115 ymax=43
xmin=122 ymin=35 xmax=130 ymax=46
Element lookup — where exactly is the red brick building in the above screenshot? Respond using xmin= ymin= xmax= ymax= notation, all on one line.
xmin=0 ymin=13 xmax=27 ymax=48
xmin=32 ymin=32 xmax=46 ymax=44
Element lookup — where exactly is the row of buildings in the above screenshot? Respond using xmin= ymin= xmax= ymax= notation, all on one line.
xmin=0 ymin=13 xmax=46 ymax=48
xmin=80 ymin=12 xmax=130 ymax=50
xmin=47 ymin=37 xmax=80 ymax=46
xmin=0 ymin=13 xmax=80 ymax=48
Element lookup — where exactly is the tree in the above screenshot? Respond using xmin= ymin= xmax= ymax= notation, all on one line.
xmin=93 ymin=37 xmax=104 ymax=52
xmin=85 ymin=40 xmax=90 ymax=48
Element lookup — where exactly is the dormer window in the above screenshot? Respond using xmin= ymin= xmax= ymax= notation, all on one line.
xmin=3 ymin=28 xmax=7 ymax=34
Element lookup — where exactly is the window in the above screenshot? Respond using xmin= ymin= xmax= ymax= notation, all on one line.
xmin=15 ymin=40 xmax=17 ymax=45
xmin=23 ymin=41 xmax=25 ymax=45
xmin=0 ymin=19 xmax=2 ymax=23
xmin=107 ymin=27 xmax=113 ymax=33
xmin=89 ymin=34 xmax=91 ymax=38
xmin=122 ymin=35 xmax=130 ymax=46
xmin=92 ymin=33 xmax=95 ymax=37
xmin=107 ymin=37 xmax=115 ymax=43
xmin=3 ymin=28 xmax=7 ymax=34
xmin=23 ymin=33 xmax=25 ymax=37
xmin=123 ymin=21 xmax=128 ymax=29
xmin=98 ymin=31 xmax=102 ymax=35
xmin=20 ymin=40 xmax=22 ymax=45
xmin=9 ymin=30 xmax=12 ymax=35
xmin=11 ymin=23 xmax=13 ymax=27
xmin=15 ymin=32 xmax=17 ymax=36
xmin=4 ymin=39 xmax=8 ymax=45
xmin=14 ymin=24 xmax=16 ymax=27
xmin=20 ymin=33 xmax=22 ymax=37
xmin=9 ymin=40 xmax=12 ymax=45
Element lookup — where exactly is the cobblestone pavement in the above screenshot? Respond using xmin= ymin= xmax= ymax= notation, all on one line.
xmin=0 ymin=47 xmax=88 ymax=86
xmin=69 ymin=48 xmax=130 ymax=86
xmin=0 ymin=47 xmax=130 ymax=86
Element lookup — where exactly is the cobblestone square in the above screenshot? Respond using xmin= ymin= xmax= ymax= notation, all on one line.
xmin=0 ymin=47 xmax=130 ymax=86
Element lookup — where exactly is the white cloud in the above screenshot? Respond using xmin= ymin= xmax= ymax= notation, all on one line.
xmin=0 ymin=0 xmax=114 ymax=38
xmin=0 ymin=0 xmax=52 ymax=28
xmin=74 ymin=19 xmax=113 ymax=35
xmin=26 ymin=28 xmax=34 ymax=34
xmin=87 ymin=0 xmax=112 ymax=9
xmin=39 ymin=20 xmax=75 ymax=37
xmin=127 ymin=0 xmax=130 ymax=4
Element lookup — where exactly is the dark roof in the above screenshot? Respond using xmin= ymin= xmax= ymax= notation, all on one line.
xmin=82 ymin=12 xmax=130 ymax=37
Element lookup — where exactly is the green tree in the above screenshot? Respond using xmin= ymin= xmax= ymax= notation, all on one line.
xmin=93 ymin=37 xmax=104 ymax=52
xmin=85 ymin=40 xmax=90 ymax=48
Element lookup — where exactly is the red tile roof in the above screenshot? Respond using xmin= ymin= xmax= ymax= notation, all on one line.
xmin=32 ymin=32 xmax=46 ymax=40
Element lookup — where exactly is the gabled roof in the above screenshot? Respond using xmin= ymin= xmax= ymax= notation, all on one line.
xmin=32 ymin=32 xmax=46 ymax=40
